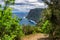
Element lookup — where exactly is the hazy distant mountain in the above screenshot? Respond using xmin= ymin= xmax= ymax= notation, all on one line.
xmin=26 ymin=8 xmax=43 ymax=23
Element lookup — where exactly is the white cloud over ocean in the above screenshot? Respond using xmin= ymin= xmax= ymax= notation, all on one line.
xmin=15 ymin=0 xmax=38 ymax=3
xmin=14 ymin=0 xmax=47 ymax=12
xmin=0 ymin=0 xmax=47 ymax=12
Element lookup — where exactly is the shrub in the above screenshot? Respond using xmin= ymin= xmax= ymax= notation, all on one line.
xmin=0 ymin=4 xmax=24 ymax=40
xmin=40 ymin=20 xmax=52 ymax=34
xmin=22 ymin=25 xmax=41 ymax=35
xmin=36 ymin=9 xmax=53 ymax=34
xmin=22 ymin=25 xmax=34 ymax=35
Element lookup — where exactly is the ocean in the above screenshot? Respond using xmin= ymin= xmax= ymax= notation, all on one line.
xmin=13 ymin=11 xmax=35 ymax=25
xmin=11 ymin=4 xmax=37 ymax=26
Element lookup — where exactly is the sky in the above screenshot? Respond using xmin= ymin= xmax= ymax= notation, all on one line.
xmin=0 ymin=0 xmax=47 ymax=12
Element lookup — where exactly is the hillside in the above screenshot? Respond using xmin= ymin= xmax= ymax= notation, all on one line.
xmin=26 ymin=8 xmax=43 ymax=23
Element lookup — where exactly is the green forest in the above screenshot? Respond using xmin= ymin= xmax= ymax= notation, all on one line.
xmin=0 ymin=0 xmax=60 ymax=40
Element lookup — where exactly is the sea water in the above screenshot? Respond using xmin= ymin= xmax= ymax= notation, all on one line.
xmin=13 ymin=11 xmax=35 ymax=25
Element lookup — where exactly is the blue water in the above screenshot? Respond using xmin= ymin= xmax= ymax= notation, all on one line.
xmin=13 ymin=12 xmax=28 ymax=18
xmin=13 ymin=11 xmax=35 ymax=25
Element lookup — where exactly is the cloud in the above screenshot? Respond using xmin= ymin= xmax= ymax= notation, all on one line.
xmin=10 ymin=5 xmax=36 ymax=12
xmin=15 ymin=0 xmax=25 ymax=3
xmin=0 ymin=0 xmax=4 ymax=6
xmin=15 ymin=0 xmax=38 ymax=3
xmin=15 ymin=0 xmax=46 ymax=7
xmin=10 ymin=0 xmax=47 ymax=12
xmin=0 ymin=0 xmax=47 ymax=12
xmin=25 ymin=0 xmax=38 ymax=2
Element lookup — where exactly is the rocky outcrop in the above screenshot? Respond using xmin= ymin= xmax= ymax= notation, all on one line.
xmin=26 ymin=8 xmax=43 ymax=23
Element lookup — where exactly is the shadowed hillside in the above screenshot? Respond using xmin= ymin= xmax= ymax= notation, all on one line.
xmin=26 ymin=8 xmax=43 ymax=23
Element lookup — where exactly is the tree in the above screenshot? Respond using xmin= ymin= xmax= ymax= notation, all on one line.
xmin=0 ymin=0 xmax=24 ymax=40
xmin=42 ymin=0 xmax=60 ymax=38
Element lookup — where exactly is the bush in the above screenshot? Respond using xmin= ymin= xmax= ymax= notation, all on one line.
xmin=0 ymin=5 xmax=24 ymax=40
xmin=36 ymin=9 xmax=53 ymax=34
xmin=40 ymin=20 xmax=52 ymax=34
xmin=22 ymin=25 xmax=34 ymax=35
xmin=22 ymin=25 xmax=41 ymax=35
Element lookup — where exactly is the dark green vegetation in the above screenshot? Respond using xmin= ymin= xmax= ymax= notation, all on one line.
xmin=0 ymin=0 xmax=60 ymax=40
xmin=41 ymin=0 xmax=60 ymax=38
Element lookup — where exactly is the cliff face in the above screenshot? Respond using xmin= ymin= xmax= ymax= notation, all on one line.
xmin=26 ymin=8 xmax=43 ymax=23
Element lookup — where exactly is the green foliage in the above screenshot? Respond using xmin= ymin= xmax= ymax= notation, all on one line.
xmin=41 ymin=0 xmax=60 ymax=38
xmin=2 ymin=35 xmax=16 ymax=40
xmin=36 ymin=9 xmax=51 ymax=33
xmin=22 ymin=25 xmax=35 ymax=35
xmin=0 ymin=0 xmax=24 ymax=40
xmin=0 ymin=7 xmax=24 ymax=40
xmin=22 ymin=25 xmax=41 ymax=35
xmin=40 ymin=20 xmax=52 ymax=34
xmin=4 ymin=0 xmax=15 ymax=5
